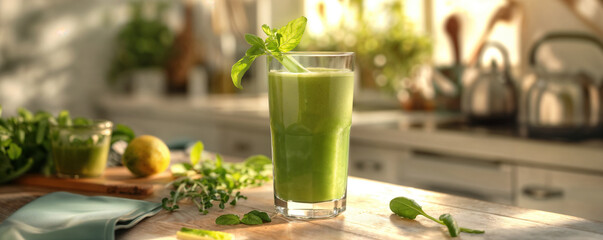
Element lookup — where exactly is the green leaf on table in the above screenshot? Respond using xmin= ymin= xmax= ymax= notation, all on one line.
xmin=190 ymin=141 xmax=204 ymax=166
xmin=439 ymin=213 xmax=460 ymax=237
xmin=390 ymin=196 xmax=485 ymax=237
xmin=248 ymin=210 xmax=271 ymax=223
xmin=389 ymin=196 xmax=427 ymax=220
xmin=7 ymin=143 xmax=22 ymax=160
xmin=460 ymin=227 xmax=486 ymax=234
xmin=277 ymin=16 xmax=307 ymax=52
xmin=215 ymin=214 xmax=241 ymax=225
xmin=240 ymin=213 xmax=263 ymax=225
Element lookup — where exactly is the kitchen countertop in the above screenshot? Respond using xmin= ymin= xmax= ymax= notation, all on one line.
xmin=1 ymin=166 xmax=603 ymax=239
xmin=98 ymin=94 xmax=603 ymax=173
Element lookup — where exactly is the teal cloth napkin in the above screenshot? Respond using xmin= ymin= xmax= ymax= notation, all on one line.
xmin=0 ymin=192 xmax=161 ymax=240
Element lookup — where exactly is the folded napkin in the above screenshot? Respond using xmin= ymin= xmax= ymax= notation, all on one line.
xmin=0 ymin=192 xmax=161 ymax=240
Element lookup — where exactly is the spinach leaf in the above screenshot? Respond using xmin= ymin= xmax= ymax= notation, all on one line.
xmin=390 ymin=196 xmax=484 ymax=237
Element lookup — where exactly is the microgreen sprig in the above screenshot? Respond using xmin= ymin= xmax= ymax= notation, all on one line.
xmin=161 ymin=141 xmax=272 ymax=214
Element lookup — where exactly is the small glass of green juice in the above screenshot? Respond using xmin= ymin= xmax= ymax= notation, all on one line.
xmin=50 ymin=120 xmax=113 ymax=178
xmin=268 ymin=52 xmax=355 ymax=219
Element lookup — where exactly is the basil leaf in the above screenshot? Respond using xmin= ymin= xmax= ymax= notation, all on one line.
xmin=231 ymin=55 xmax=258 ymax=89
xmin=246 ymin=45 xmax=265 ymax=56
xmin=190 ymin=141 xmax=204 ymax=166
xmin=277 ymin=16 xmax=307 ymax=52
xmin=439 ymin=214 xmax=460 ymax=237
xmin=389 ymin=196 xmax=426 ymax=220
xmin=240 ymin=213 xmax=262 ymax=225
xmin=215 ymin=214 xmax=241 ymax=225
xmin=248 ymin=210 xmax=271 ymax=223
xmin=265 ymin=37 xmax=279 ymax=52
xmin=244 ymin=34 xmax=264 ymax=48
xmin=261 ymin=24 xmax=272 ymax=36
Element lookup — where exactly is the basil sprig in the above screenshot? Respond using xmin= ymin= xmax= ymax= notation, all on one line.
xmin=231 ymin=16 xmax=308 ymax=89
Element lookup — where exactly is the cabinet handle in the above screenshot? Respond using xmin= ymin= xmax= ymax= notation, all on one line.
xmin=522 ymin=185 xmax=563 ymax=200
xmin=354 ymin=161 xmax=365 ymax=171
xmin=234 ymin=142 xmax=250 ymax=153
xmin=373 ymin=162 xmax=382 ymax=171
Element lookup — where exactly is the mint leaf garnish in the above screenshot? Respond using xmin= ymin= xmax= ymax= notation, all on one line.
xmin=390 ymin=196 xmax=484 ymax=237
xmin=215 ymin=214 xmax=241 ymax=225
xmin=240 ymin=213 xmax=263 ymax=225
xmin=231 ymin=16 xmax=309 ymax=89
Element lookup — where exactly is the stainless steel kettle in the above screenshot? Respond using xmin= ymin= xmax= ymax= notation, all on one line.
xmin=461 ymin=42 xmax=517 ymax=124
xmin=523 ymin=32 xmax=603 ymax=139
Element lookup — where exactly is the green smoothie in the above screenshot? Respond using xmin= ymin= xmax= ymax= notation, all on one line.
xmin=52 ymin=135 xmax=110 ymax=178
xmin=269 ymin=68 xmax=354 ymax=203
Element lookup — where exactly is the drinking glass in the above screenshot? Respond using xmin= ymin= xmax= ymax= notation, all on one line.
xmin=268 ymin=52 xmax=355 ymax=219
xmin=50 ymin=120 xmax=113 ymax=178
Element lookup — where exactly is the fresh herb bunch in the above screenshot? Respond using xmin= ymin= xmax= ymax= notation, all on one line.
xmin=390 ymin=196 xmax=484 ymax=237
xmin=231 ymin=16 xmax=309 ymax=89
xmin=161 ymin=141 xmax=272 ymax=214
xmin=0 ymin=106 xmax=135 ymax=184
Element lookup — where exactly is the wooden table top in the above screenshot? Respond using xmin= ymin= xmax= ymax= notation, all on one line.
xmin=1 ymin=169 xmax=603 ymax=240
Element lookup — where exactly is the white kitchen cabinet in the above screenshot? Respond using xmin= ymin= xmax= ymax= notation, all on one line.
xmin=516 ymin=166 xmax=603 ymax=222
xmin=397 ymin=151 xmax=515 ymax=205
xmin=218 ymin=126 xmax=271 ymax=158
xmin=349 ymin=144 xmax=404 ymax=183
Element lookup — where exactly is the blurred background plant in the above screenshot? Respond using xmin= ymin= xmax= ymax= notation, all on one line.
xmin=300 ymin=0 xmax=432 ymax=97
xmin=108 ymin=1 xmax=174 ymax=83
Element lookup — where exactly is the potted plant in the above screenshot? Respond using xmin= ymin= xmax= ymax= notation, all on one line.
xmin=108 ymin=1 xmax=174 ymax=97
xmin=300 ymin=1 xmax=432 ymax=110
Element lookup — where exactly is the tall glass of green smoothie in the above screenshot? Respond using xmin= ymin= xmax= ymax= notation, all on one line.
xmin=268 ymin=52 xmax=355 ymax=219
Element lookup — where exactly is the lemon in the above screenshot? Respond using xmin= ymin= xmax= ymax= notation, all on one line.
xmin=122 ymin=135 xmax=170 ymax=177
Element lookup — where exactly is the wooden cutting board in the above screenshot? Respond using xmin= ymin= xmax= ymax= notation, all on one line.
xmin=16 ymin=167 xmax=173 ymax=197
